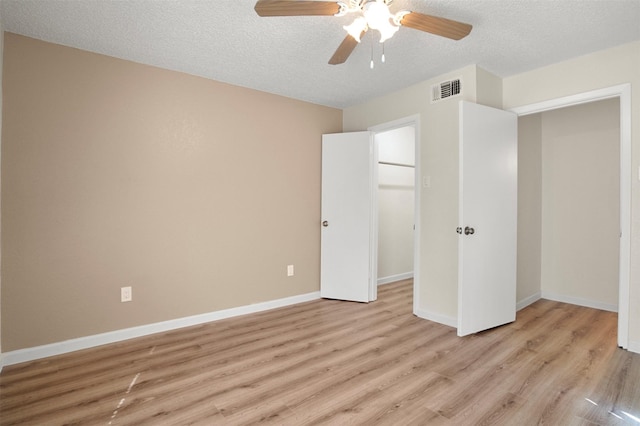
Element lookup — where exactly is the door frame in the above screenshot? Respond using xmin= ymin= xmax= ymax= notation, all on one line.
xmin=368 ymin=114 xmax=421 ymax=314
xmin=509 ymin=83 xmax=631 ymax=350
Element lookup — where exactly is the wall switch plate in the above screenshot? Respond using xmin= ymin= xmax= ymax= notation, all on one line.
xmin=423 ymin=175 xmax=431 ymax=188
xmin=287 ymin=265 xmax=294 ymax=277
xmin=121 ymin=286 xmax=132 ymax=302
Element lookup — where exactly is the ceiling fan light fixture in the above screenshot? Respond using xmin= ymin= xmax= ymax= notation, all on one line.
xmin=362 ymin=0 xmax=389 ymax=30
xmin=344 ymin=16 xmax=367 ymax=42
xmin=377 ymin=22 xmax=399 ymax=43
xmin=362 ymin=0 xmax=399 ymax=43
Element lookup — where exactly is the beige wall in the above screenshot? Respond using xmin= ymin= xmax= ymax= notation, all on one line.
xmin=1 ymin=34 xmax=342 ymax=351
xmin=517 ymin=114 xmax=542 ymax=304
xmin=504 ymin=41 xmax=640 ymax=348
xmin=344 ymin=65 xmax=485 ymax=322
xmin=540 ymin=99 xmax=620 ymax=307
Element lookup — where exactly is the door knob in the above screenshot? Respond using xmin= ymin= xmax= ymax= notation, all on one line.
xmin=322 ymin=220 xmax=329 ymax=227
xmin=464 ymin=226 xmax=475 ymax=235
xmin=456 ymin=227 xmax=463 ymax=234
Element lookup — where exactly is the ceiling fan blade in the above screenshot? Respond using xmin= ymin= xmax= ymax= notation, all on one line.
xmin=255 ymin=0 xmax=341 ymax=17
xmin=400 ymin=11 xmax=472 ymax=40
xmin=328 ymin=31 xmax=365 ymax=65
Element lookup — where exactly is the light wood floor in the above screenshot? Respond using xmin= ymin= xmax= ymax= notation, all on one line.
xmin=2 ymin=279 xmax=639 ymax=425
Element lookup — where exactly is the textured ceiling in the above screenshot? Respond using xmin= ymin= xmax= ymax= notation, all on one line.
xmin=2 ymin=0 xmax=639 ymax=109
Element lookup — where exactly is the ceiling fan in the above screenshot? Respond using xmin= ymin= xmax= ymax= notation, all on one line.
xmin=254 ymin=0 xmax=472 ymax=65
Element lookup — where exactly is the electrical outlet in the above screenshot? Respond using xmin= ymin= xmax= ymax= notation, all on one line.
xmin=287 ymin=265 xmax=294 ymax=277
xmin=121 ymin=286 xmax=132 ymax=302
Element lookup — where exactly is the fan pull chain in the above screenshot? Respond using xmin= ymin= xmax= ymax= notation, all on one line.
xmin=381 ymin=42 xmax=385 ymax=63
xmin=370 ymin=32 xmax=374 ymax=69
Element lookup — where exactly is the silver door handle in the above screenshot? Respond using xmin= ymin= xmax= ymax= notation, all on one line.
xmin=464 ymin=226 xmax=475 ymax=235
xmin=322 ymin=220 xmax=329 ymax=227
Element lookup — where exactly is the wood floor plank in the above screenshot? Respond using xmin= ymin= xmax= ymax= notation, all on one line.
xmin=2 ymin=279 xmax=639 ymax=425
xmin=215 ymin=321 xmax=442 ymax=421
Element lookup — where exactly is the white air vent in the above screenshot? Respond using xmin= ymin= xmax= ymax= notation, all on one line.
xmin=431 ymin=78 xmax=462 ymax=103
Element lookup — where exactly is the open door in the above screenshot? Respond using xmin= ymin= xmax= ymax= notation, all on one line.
xmin=458 ymin=101 xmax=518 ymax=336
xmin=321 ymin=132 xmax=377 ymax=302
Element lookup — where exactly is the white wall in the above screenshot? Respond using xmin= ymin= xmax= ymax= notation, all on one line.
xmin=504 ymin=40 xmax=640 ymax=350
xmin=377 ymin=126 xmax=414 ymax=283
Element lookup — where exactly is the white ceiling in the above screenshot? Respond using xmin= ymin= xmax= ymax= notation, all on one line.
xmin=2 ymin=0 xmax=639 ymax=109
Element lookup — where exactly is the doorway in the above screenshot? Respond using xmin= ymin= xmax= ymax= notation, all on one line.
xmin=511 ymin=84 xmax=631 ymax=350
xmin=518 ymin=99 xmax=620 ymax=311
xmin=369 ymin=115 xmax=421 ymax=313
xmin=375 ymin=126 xmax=415 ymax=286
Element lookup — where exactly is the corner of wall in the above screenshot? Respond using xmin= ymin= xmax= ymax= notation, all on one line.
xmin=476 ymin=66 xmax=503 ymax=109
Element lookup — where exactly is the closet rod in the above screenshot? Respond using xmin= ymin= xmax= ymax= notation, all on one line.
xmin=378 ymin=161 xmax=414 ymax=168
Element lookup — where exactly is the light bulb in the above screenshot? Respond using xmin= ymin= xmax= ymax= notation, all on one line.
xmin=362 ymin=0 xmax=399 ymax=43
xmin=363 ymin=0 xmax=390 ymax=30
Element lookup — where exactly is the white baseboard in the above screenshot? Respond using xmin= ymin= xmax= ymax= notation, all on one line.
xmin=627 ymin=340 xmax=640 ymax=354
xmin=378 ymin=272 xmax=413 ymax=285
xmin=414 ymin=308 xmax=457 ymax=329
xmin=541 ymin=291 xmax=618 ymax=313
xmin=1 ymin=291 xmax=321 ymax=368
xmin=517 ymin=292 xmax=542 ymax=311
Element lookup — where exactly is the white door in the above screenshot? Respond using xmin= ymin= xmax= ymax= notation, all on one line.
xmin=458 ymin=101 xmax=518 ymax=336
xmin=321 ymin=132 xmax=376 ymax=302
